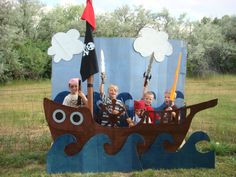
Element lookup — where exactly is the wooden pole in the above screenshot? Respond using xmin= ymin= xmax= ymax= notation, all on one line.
xmin=87 ymin=75 xmax=94 ymax=117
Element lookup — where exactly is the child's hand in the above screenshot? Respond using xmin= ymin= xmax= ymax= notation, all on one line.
xmin=112 ymin=110 xmax=119 ymax=115
xmin=101 ymin=73 xmax=106 ymax=83
xmin=129 ymin=122 xmax=135 ymax=127
xmin=78 ymin=90 xmax=85 ymax=97
xmin=126 ymin=118 xmax=135 ymax=127
xmin=166 ymin=107 xmax=173 ymax=111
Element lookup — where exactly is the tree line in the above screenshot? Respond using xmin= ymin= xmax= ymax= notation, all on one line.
xmin=1 ymin=0 xmax=236 ymax=83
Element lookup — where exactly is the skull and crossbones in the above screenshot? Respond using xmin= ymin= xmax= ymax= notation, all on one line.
xmin=83 ymin=42 xmax=95 ymax=56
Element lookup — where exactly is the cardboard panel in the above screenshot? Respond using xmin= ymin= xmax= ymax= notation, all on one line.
xmin=51 ymin=38 xmax=187 ymax=108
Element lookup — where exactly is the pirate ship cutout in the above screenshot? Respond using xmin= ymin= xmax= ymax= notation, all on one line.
xmin=44 ymin=0 xmax=218 ymax=173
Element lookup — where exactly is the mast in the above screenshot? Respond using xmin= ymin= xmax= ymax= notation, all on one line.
xmin=80 ymin=0 xmax=98 ymax=116
xmin=87 ymin=76 xmax=94 ymax=116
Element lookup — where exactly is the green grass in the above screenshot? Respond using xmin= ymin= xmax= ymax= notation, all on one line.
xmin=185 ymin=75 xmax=236 ymax=146
xmin=0 ymin=76 xmax=236 ymax=176
xmin=0 ymin=156 xmax=235 ymax=177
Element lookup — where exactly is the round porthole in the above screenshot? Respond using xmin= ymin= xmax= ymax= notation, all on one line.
xmin=70 ymin=112 xmax=84 ymax=125
xmin=52 ymin=109 xmax=66 ymax=123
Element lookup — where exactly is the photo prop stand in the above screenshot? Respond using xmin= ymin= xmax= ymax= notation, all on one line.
xmin=45 ymin=25 xmax=218 ymax=173
xmin=44 ymin=98 xmax=217 ymax=173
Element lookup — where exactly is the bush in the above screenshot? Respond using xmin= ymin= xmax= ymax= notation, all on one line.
xmin=17 ymin=40 xmax=50 ymax=79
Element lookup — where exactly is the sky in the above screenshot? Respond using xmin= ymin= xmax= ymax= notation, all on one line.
xmin=40 ymin=0 xmax=236 ymax=20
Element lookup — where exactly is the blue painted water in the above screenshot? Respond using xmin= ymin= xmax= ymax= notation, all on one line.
xmin=47 ymin=131 xmax=215 ymax=173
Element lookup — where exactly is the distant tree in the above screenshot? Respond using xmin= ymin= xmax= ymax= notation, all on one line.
xmin=0 ymin=0 xmax=23 ymax=82
xmin=96 ymin=5 xmax=134 ymax=37
xmin=217 ymin=16 xmax=236 ymax=73
xmin=131 ymin=5 xmax=156 ymax=36
xmin=153 ymin=8 xmax=175 ymax=32
xmin=221 ymin=15 xmax=236 ymax=42
xmin=1 ymin=2 xmax=236 ymax=83
xmin=201 ymin=17 xmax=211 ymax=24
xmin=17 ymin=39 xmax=49 ymax=79
xmin=187 ymin=16 xmax=236 ymax=75
xmin=187 ymin=20 xmax=222 ymax=75
xmin=37 ymin=5 xmax=85 ymax=40
xmin=96 ymin=5 xmax=156 ymax=37
xmin=14 ymin=0 xmax=43 ymax=39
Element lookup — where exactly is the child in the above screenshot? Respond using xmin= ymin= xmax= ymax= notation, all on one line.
xmin=163 ymin=91 xmax=178 ymax=122
xmin=63 ymin=78 xmax=88 ymax=108
xmin=127 ymin=100 xmax=151 ymax=127
xmin=142 ymin=87 xmax=160 ymax=124
xmin=98 ymin=74 xmax=126 ymax=127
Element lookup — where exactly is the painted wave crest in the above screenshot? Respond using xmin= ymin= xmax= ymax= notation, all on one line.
xmin=47 ymin=131 xmax=215 ymax=173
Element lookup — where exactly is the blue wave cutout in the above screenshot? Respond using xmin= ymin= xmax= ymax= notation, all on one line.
xmin=47 ymin=131 xmax=215 ymax=173
xmin=47 ymin=133 xmax=144 ymax=173
xmin=141 ymin=131 xmax=215 ymax=169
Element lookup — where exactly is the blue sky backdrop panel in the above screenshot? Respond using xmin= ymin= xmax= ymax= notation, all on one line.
xmin=51 ymin=38 xmax=187 ymax=108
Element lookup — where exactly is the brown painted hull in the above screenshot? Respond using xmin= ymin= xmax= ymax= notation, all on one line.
xmin=43 ymin=98 xmax=218 ymax=156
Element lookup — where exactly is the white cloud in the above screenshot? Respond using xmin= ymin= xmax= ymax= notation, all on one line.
xmin=48 ymin=29 xmax=84 ymax=63
xmin=133 ymin=27 xmax=173 ymax=62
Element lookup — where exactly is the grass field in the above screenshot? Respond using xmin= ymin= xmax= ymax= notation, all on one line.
xmin=0 ymin=75 xmax=236 ymax=176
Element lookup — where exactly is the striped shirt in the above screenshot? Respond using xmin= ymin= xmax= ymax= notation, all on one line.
xmin=99 ymin=94 xmax=125 ymax=127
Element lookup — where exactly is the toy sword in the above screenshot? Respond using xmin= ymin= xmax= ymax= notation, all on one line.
xmin=100 ymin=49 xmax=106 ymax=83
xmin=170 ymin=52 xmax=182 ymax=101
xmin=143 ymin=52 xmax=155 ymax=87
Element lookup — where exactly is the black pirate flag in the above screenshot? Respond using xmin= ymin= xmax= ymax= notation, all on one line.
xmin=80 ymin=0 xmax=99 ymax=82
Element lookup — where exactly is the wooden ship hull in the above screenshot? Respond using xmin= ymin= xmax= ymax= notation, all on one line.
xmin=43 ymin=97 xmax=218 ymax=156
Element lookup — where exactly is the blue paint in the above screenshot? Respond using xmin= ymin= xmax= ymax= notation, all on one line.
xmin=93 ymin=91 xmax=101 ymax=114
xmin=53 ymin=91 xmax=70 ymax=104
xmin=141 ymin=131 xmax=215 ymax=169
xmin=47 ymin=133 xmax=143 ymax=173
xmin=51 ymin=38 xmax=187 ymax=108
xmin=47 ymin=131 xmax=215 ymax=173
xmin=117 ymin=92 xmax=133 ymax=103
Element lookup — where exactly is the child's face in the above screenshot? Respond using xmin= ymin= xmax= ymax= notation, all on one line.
xmin=135 ymin=109 xmax=143 ymax=117
xmin=69 ymin=84 xmax=78 ymax=94
xmin=164 ymin=94 xmax=171 ymax=105
xmin=108 ymin=87 xmax=118 ymax=99
xmin=144 ymin=94 xmax=154 ymax=106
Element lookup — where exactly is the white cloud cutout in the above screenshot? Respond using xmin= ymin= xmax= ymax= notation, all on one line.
xmin=48 ymin=29 xmax=84 ymax=63
xmin=133 ymin=27 xmax=173 ymax=62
